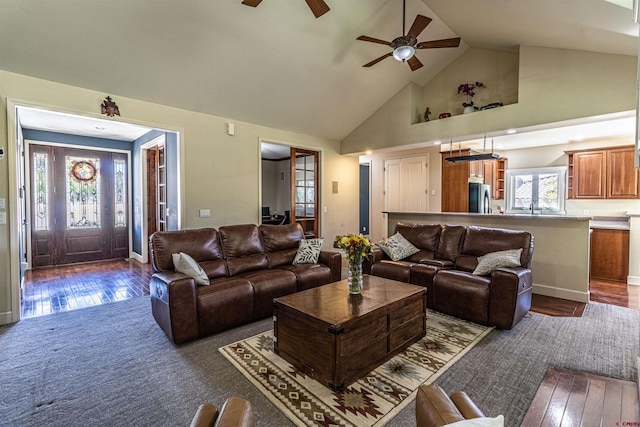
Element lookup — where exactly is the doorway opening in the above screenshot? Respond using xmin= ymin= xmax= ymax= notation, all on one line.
xmin=261 ymin=142 xmax=320 ymax=238
xmin=11 ymin=105 xmax=181 ymax=320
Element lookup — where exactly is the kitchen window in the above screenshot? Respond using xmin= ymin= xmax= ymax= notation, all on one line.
xmin=505 ymin=167 xmax=566 ymax=214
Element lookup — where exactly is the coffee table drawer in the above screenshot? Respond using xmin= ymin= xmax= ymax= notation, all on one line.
xmin=390 ymin=313 xmax=425 ymax=351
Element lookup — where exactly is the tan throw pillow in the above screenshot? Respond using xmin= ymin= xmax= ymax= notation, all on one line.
xmin=293 ymin=238 xmax=324 ymax=264
xmin=378 ymin=232 xmax=420 ymax=261
xmin=172 ymin=252 xmax=210 ymax=286
xmin=472 ymin=248 xmax=523 ymax=275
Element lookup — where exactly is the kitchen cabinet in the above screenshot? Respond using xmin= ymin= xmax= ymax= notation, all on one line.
xmin=606 ymin=146 xmax=640 ymax=198
xmin=567 ymin=146 xmax=639 ymax=199
xmin=441 ymin=150 xmax=470 ymax=212
xmin=483 ymin=158 xmax=506 ymax=200
xmin=590 ymin=228 xmax=629 ymax=283
xmin=441 ymin=152 xmax=506 ymax=212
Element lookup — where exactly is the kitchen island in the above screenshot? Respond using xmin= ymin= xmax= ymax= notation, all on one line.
xmin=384 ymin=212 xmax=591 ymax=303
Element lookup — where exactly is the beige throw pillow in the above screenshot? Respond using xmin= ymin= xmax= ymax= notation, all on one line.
xmin=378 ymin=232 xmax=420 ymax=261
xmin=172 ymin=252 xmax=210 ymax=286
xmin=472 ymin=248 xmax=523 ymax=275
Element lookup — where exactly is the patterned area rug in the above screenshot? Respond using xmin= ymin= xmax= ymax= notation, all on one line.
xmin=219 ymin=310 xmax=493 ymax=426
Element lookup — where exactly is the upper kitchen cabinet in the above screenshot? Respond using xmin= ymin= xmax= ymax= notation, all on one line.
xmin=567 ymin=146 xmax=639 ymax=199
xmin=606 ymin=146 xmax=640 ymax=199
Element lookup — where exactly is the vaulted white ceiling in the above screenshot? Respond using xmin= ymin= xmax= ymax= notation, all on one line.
xmin=1 ymin=0 xmax=637 ymax=143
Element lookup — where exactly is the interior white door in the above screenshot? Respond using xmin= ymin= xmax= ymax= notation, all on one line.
xmin=384 ymin=155 xmax=429 ymax=212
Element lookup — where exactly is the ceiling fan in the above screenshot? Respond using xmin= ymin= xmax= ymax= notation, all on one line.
xmin=356 ymin=0 xmax=461 ymax=71
xmin=241 ymin=0 xmax=330 ymax=18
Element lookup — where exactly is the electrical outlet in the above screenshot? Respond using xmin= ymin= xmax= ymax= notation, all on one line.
xmin=199 ymin=209 xmax=211 ymax=218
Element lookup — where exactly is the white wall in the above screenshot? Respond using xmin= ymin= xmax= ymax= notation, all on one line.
xmin=0 ymin=70 xmax=359 ymax=323
xmin=342 ymin=46 xmax=636 ymax=154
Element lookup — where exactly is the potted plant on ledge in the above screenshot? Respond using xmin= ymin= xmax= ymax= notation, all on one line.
xmin=458 ymin=81 xmax=485 ymax=114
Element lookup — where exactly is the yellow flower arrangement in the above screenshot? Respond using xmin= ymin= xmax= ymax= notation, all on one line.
xmin=334 ymin=233 xmax=373 ymax=294
xmin=334 ymin=233 xmax=373 ymax=264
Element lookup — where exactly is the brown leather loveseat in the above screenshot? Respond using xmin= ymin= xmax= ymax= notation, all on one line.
xmin=364 ymin=222 xmax=534 ymax=329
xmin=149 ymin=223 xmax=342 ymax=344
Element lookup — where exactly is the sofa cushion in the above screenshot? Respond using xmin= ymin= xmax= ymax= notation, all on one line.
xmin=281 ymin=263 xmax=333 ymax=291
xmin=197 ymin=278 xmax=254 ymax=337
xmin=371 ymin=260 xmax=412 ymax=283
xmin=240 ymin=269 xmax=297 ymax=319
xmin=172 ymin=252 xmax=210 ymax=286
xmin=150 ymin=228 xmax=224 ymax=274
xmin=457 ymin=226 xmax=532 ymax=273
xmin=219 ymin=224 xmax=269 ymax=275
xmin=435 ymin=225 xmax=466 ymax=262
xmin=261 ymin=223 xmax=305 ymax=267
xmin=293 ymin=238 xmax=323 ymax=264
xmin=473 ymin=248 xmax=523 ymax=275
xmin=395 ymin=222 xmax=442 ymax=255
xmin=378 ymin=232 xmax=420 ymax=261
xmin=433 ymin=270 xmax=491 ymax=325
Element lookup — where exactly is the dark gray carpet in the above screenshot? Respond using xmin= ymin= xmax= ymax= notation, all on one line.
xmin=1 ymin=297 xmax=637 ymax=426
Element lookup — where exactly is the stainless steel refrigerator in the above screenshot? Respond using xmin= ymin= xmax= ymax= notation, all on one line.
xmin=469 ymin=183 xmax=491 ymax=213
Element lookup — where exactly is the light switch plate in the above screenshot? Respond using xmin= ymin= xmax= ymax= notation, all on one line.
xmin=0 ymin=198 xmax=4 ymax=209
xmin=199 ymin=209 xmax=211 ymax=218
xmin=0 ymin=212 xmax=6 ymax=224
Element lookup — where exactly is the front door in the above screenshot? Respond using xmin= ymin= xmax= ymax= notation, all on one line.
xmin=30 ymin=144 xmax=129 ymax=267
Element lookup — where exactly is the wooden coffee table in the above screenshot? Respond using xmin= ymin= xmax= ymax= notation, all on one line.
xmin=273 ymin=275 xmax=426 ymax=391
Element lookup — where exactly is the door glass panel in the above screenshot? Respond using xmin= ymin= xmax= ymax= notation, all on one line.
xmin=305 ymin=155 xmax=315 ymax=170
xmin=305 ymin=170 xmax=314 ymax=186
xmin=66 ymin=156 xmax=100 ymax=229
xmin=34 ymin=152 xmax=49 ymax=231
xmin=114 ymin=158 xmax=127 ymax=228
xmin=306 ymin=188 xmax=314 ymax=203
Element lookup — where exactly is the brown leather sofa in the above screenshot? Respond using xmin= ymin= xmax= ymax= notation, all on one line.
xmin=416 ymin=384 xmax=486 ymax=427
xmin=190 ymin=397 xmax=255 ymax=427
xmin=149 ymin=223 xmax=342 ymax=344
xmin=363 ymin=222 xmax=534 ymax=329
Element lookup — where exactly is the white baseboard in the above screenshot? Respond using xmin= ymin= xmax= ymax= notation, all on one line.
xmin=532 ymin=283 xmax=589 ymax=303
xmin=627 ymin=276 xmax=640 ymax=286
xmin=0 ymin=310 xmax=17 ymax=326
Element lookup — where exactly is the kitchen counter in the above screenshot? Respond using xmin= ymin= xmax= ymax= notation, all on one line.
xmin=589 ymin=216 xmax=630 ymax=230
xmin=384 ymin=211 xmax=591 ymax=303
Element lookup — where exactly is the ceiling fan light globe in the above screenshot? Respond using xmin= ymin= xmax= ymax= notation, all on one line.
xmin=393 ymin=45 xmax=414 ymax=62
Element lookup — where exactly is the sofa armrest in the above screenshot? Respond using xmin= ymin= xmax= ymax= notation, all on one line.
xmin=318 ymin=250 xmax=342 ymax=283
xmin=489 ymin=266 xmax=533 ymax=329
xmin=215 ymin=397 xmax=255 ymax=427
xmin=450 ymin=391 xmax=485 ymax=419
xmin=416 ymin=384 xmax=465 ymax=427
xmin=363 ymin=247 xmax=385 ymax=274
xmin=150 ymin=272 xmax=199 ymax=344
xmin=190 ymin=402 xmax=219 ymax=427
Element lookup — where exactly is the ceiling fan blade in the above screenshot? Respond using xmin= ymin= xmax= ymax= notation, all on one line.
xmin=417 ymin=37 xmax=461 ymax=49
xmin=363 ymin=53 xmax=393 ymax=67
xmin=305 ymin=0 xmax=330 ymax=18
xmin=407 ymin=56 xmax=423 ymax=71
xmin=406 ymin=15 xmax=432 ymax=39
xmin=357 ymin=35 xmax=393 ymax=46
xmin=241 ymin=0 xmax=263 ymax=7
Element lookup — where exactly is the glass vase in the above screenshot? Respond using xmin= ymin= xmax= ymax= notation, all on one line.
xmin=347 ymin=260 xmax=363 ymax=294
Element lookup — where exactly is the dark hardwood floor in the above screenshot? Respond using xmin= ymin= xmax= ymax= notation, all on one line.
xmin=21 ymin=261 xmax=640 ymax=319
xmin=21 ymin=259 xmax=152 ymax=318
